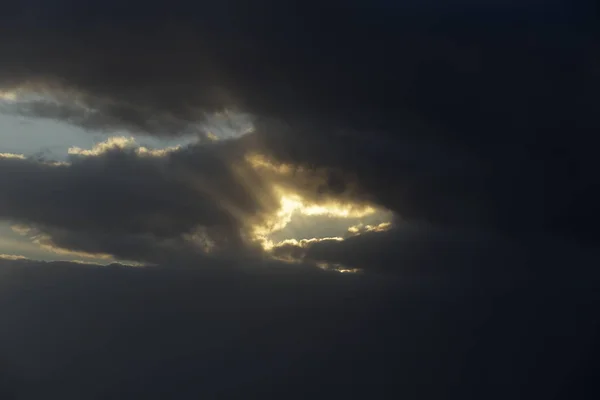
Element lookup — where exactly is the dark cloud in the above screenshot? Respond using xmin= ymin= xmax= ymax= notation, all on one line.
xmin=274 ymin=223 xmax=600 ymax=281
xmin=0 ymin=0 xmax=597 ymax=268
xmin=0 ymin=98 xmax=207 ymax=137
xmin=1 ymin=257 xmax=599 ymax=399
xmin=1 ymin=2 xmax=599 ymax=397
xmin=1 ymin=0 xmax=597 ymax=245
xmin=3 ymin=1 xmax=594 ymax=136
xmin=0 ymin=138 xmax=383 ymax=264
xmin=0 ymin=141 xmax=282 ymax=263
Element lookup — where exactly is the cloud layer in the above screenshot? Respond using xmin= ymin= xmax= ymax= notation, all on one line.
xmin=0 ymin=139 xmax=269 ymax=263
xmin=0 ymin=1 xmax=598 ymax=267
xmin=0 ymin=136 xmax=390 ymax=267
xmin=1 ymin=3 xmax=600 ymax=397
xmin=1 ymin=257 xmax=599 ymax=398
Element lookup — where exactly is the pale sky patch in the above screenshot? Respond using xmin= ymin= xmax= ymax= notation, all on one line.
xmin=250 ymin=186 xmax=393 ymax=252
xmin=0 ymin=112 xmax=195 ymax=161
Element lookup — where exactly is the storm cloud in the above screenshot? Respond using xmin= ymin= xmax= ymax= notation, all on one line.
xmin=1 ymin=0 xmax=598 ymax=248
xmin=0 ymin=141 xmax=266 ymax=262
xmin=1 ymin=2 xmax=600 ymax=398
xmin=0 ymin=134 xmax=384 ymax=265
xmin=1 ymin=257 xmax=600 ymax=399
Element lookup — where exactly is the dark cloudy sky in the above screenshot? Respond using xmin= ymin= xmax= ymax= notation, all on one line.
xmin=1 ymin=1 xmax=599 ymax=398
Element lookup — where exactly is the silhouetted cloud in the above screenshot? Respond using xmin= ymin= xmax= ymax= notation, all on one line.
xmin=1 ymin=2 xmax=599 ymax=398
xmin=0 ymin=139 xmax=277 ymax=263
xmin=1 ymin=257 xmax=599 ymax=398
xmin=2 ymin=1 xmax=597 ymax=245
xmin=273 ymin=222 xmax=600 ymax=281
xmin=0 ymin=136 xmax=388 ymax=265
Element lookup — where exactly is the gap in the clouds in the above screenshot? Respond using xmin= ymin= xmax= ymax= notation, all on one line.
xmin=1 ymin=88 xmax=254 ymax=159
xmin=249 ymin=186 xmax=394 ymax=253
xmin=242 ymin=153 xmax=395 ymax=264
xmin=0 ymin=112 xmax=197 ymax=161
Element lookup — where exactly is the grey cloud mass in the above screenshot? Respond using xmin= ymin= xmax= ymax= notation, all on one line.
xmin=1 ymin=0 xmax=597 ymax=246
xmin=0 ymin=136 xmax=382 ymax=265
xmin=1 ymin=257 xmax=600 ymax=399
xmin=1 ymin=2 xmax=599 ymax=397
xmin=0 ymin=141 xmax=278 ymax=263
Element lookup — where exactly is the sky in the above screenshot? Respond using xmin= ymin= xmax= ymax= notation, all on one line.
xmin=1 ymin=1 xmax=599 ymax=398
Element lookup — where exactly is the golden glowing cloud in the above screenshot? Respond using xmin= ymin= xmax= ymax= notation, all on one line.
xmin=0 ymin=153 xmax=26 ymax=159
xmin=249 ymin=185 xmax=384 ymax=251
xmin=0 ymin=253 xmax=28 ymax=261
xmin=0 ymin=153 xmax=69 ymax=167
xmin=242 ymin=153 xmax=394 ymax=261
xmin=348 ymin=222 xmax=392 ymax=235
xmin=245 ymin=153 xmax=299 ymax=175
xmin=314 ymin=261 xmax=361 ymax=274
xmin=68 ymin=136 xmax=181 ymax=157
xmin=275 ymin=237 xmax=344 ymax=247
xmin=0 ymin=90 xmax=18 ymax=102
